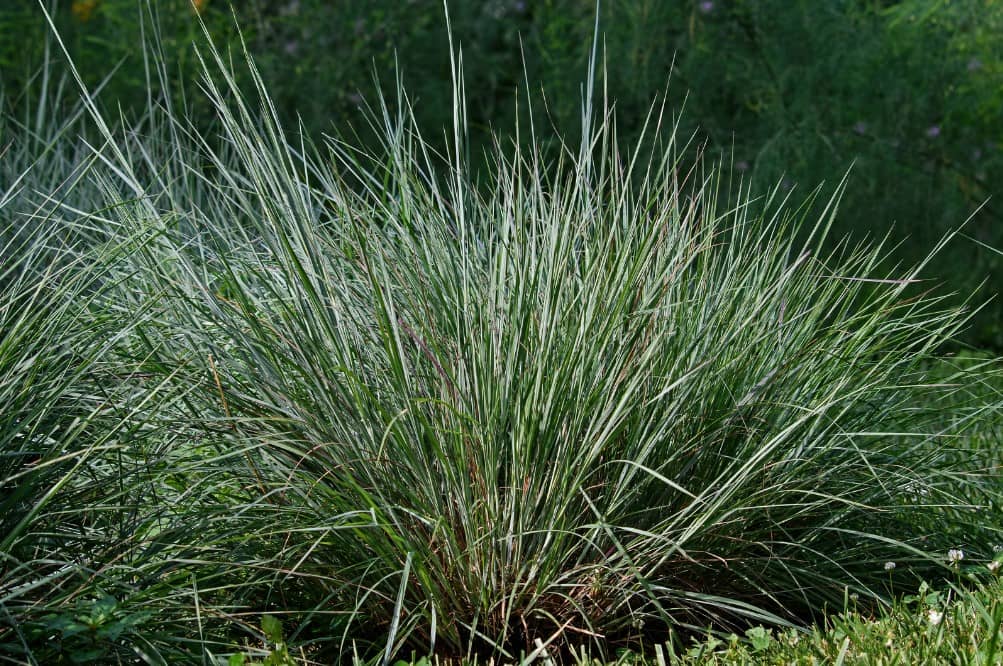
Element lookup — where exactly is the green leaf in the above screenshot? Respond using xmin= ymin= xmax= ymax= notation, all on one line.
xmin=746 ymin=626 xmax=773 ymax=652
xmin=261 ymin=615 xmax=283 ymax=644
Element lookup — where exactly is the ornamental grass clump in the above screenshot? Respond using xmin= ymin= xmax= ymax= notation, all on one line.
xmin=11 ymin=7 xmax=1001 ymax=662
xmin=0 ymin=95 xmax=158 ymax=660
xmin=0 ymin=54 xmax=273 ymax=663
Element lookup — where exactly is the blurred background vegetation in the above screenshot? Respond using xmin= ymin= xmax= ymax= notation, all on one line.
xmin=2 ymin=0 xmax=1001 ymax=348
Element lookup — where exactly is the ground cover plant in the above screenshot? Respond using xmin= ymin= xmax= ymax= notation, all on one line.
xmin=1 ymin=4 xmax=1003 ymax=663
xmin=379 ymin=574 xmax=1003 ymax=665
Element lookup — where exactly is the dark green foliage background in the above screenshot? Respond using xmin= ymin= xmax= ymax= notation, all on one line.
xmin=3 ymin=0 xmax=1000 ymax=345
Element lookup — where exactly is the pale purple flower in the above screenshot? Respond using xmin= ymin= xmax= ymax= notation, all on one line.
xmin=735 ymin=160 xmax=750 ymax=172
xmin=926 ymin=125 xmax=941 ymax=138
xmin=947 ymin=548 xmax=964 ymax=564
xmin=513 ymin=0 xmax=527 ymax=12
xmin=699 ymin=1 xmax=714 ymax=13
xmin=884 ymin=561 xmax=896 ymax=571
xmin=853 ymin=121 xmax=868 ymax=135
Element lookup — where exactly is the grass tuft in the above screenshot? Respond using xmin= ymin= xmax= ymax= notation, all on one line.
xmin=1 ymin=5 xmax=1001 ymax=663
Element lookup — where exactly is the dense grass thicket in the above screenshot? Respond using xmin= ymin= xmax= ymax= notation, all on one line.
xmin=2 ymin=6 xmax=1003 ymax=664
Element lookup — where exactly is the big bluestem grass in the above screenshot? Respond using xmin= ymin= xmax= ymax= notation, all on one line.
xmin=3 ymin=5 xmax=1001 ymax=663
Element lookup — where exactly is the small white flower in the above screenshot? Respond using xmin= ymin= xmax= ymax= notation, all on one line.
xmin=947 ymin=549 xmax=964 ymax=565
xmin=927 ymin=609 xmax=943 ymax=625
xmin=988 ymin=561 xmax=1001 ymax=574
xmin=884 ymin=561 xmax=896 ymax=571
xmin=993 ymin=544 xmax=1002 ymax=553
